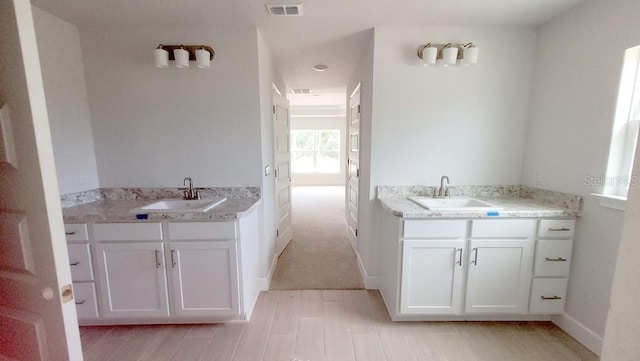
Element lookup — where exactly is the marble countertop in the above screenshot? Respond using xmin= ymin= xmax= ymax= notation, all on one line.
xmin=63 ymin=197 xmax=262 ymax=223
xmin=379 ymin=196 xmax=580 ymax=219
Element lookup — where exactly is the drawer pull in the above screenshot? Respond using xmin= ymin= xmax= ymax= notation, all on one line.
xmin=75 ymin=300 xmax=86 ymax=305
xmin=471 ymin=248 xmax=478 ymax=266
xmin=65 ymin=231 xmax=77 ymax=235
xmin=548 ymin=227 xmax=571 ymax=232
xmin=541 ymin=295 xmax=562 ymax=300
xmin=455 ymin=248 xmax=463 ymax=266
xmin=69 ymin=261 xmax=80 ymax=266
xmin=545 ymin=257 xmax=567 ymax=262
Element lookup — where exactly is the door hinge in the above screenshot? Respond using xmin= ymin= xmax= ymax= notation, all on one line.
xmin=273 ymin=105 xmax=276 ymax=114
xmin=358 ymin=104 xmax=361 ymax=115
xmin=355 ymin=229 xmax=358 ymax=237
xmin=356 ymin=169 xmax=360 ymax=177
xmin=274 ymin=168 xmax=278 ymax=178
xmin=276 ymin=229 xmax=279 ymax=237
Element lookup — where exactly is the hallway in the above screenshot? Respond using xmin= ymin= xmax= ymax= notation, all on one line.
xmin=270 ymin=186 xmax=364 ymax=290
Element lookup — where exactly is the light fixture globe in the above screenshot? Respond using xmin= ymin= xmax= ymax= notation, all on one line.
xmin=419 ymin=44 xmax=438 ymax=66
xmin=174 ymin=46 xmax=190 ymax=68
xmin=442 ymin=43 xmax=458 ymax=66
xmin=196 ymin=46 xmax=211 ymax=68
xmin=154 ymin=45 xmax=169 ymax=68
xmin=463 ymin=44 xmax=479 ymax=66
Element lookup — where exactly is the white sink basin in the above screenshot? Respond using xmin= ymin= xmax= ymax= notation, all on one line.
xmin=131 ymin=197 xmax=227 ymax=213
xmin=409 ymin=197 xmax=503 ymax=211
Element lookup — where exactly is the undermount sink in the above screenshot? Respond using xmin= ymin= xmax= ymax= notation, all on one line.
xmin=409 ymin=196 xmax=503 ymax=211
xmin=130 ymin=197 xmax=227 ymax=213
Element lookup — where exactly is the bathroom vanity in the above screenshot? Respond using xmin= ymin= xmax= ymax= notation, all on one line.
xmin=61 ymin=188 xmax=262 ymax=325
xmin=377 ymin=185 xmax=581 ymax=321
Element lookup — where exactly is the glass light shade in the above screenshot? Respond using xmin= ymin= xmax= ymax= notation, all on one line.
xmin=154 ymin=48 xmax=169 ymax=68
xmin=464 ymin=46 xmax=479 ymax=66
xmin=421 ymin=46 xmax=438 ymax=66
xmin=442 ymin=46 xmax=458 ymax=66
xmin=173 ymin=48 xmax=190 ymax=68
xmin=196 ymin=48 xmax=210 ymax=68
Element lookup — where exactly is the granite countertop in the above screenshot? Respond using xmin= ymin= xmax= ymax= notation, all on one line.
xmin=61 ymin=187 xmax=263 ymax=223
xmin=377 ymin=185 xmax=582 ymax=219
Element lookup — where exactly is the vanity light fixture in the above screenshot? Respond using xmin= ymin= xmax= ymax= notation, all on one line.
xmin=154 ymin=44 xmax=215 ymax=69
xmin=417 ymin=42 xmax=479 ymax=67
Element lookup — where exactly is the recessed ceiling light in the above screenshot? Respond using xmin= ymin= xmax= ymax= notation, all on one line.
xmin=313 ymin=64 xmax=329 ymax=72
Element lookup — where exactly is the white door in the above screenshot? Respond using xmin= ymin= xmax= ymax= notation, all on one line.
xmin=346 ymin=83 xmax=361 ymax=251
xmin=465 ymin=239 xmax=533 ymax=314
xmin=401 ymin=240 xmax=466 ymax=314
xmin=273 ymin=92 xmax=293 ymax=255
xmin=0 ymin=1 xmax=82 ymax=360
xmin=94 ymin=242 xmax=170 ymax=318
xmin=169 ymin=241 xmax=239 ymax=317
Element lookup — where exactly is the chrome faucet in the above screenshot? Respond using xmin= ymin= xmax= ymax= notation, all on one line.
xmin=182 ymin=177 xmax=201 ymax=200
xmin=433 ymin=175 xmax=451 ymax=198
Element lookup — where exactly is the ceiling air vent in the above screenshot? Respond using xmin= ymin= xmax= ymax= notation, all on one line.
xmin=291 ymin=89 xmax=312 ymax=94
xmin=267 ymin=4 xmax=303 ymax=16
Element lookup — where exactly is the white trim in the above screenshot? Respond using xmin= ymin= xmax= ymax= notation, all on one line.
xmin=356 ymin=252 xmax=379 ymax=289
xmin=552 ymin=313 xmax=603 ymax=356
xmin=259 ymin=254 xmax=278 ymax=290
xmin=591 ymin=193 xmax=626 ymax=211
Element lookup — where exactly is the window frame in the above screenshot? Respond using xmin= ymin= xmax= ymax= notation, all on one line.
xmin=291 ymin=129 xmax=341 ymax=174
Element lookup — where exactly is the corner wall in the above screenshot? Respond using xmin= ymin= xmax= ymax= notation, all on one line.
xmin=32 ymin=7 xmax=100 ymax=195
xmin=522 ymin=0 xmax=640 ymax=354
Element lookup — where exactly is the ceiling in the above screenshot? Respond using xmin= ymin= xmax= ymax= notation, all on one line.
xmin=32 ymin=0 xmax=589 ymax=104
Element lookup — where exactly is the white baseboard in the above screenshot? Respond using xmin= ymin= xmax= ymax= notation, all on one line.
xmin=552 ymin=313 xmax=603 ymax=356
xmin=356 ymin=252 xmax=379 ymax=289
xmin=259 ymin=254 xmax=278 ymax=291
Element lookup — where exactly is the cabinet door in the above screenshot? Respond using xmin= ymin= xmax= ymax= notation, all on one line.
xmin=465 ymin=239 xmax=533 ymax=314
xmin=94 ymin=242 xmax=169 ymax=318
xmin=400 ymin=240 xmax=466 ymax=314
xmin=169 ymin=241 xmax=239 ymax=317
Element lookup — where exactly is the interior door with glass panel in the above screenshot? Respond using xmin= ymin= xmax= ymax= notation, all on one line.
xmin=347 ymin=83 xmax=361 ymax=251
xmin=0 ymin=1 xmax=82 ymax=359
xmin=274 ymin=92 xmax=293 ymax=255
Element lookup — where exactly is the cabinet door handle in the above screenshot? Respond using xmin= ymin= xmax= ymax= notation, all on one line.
xmin=155 ymin=250 xmax=162 ymax=268
xmin=65 ymin=231 xmax=76 ymax=235
xmin=548 ymin=227 xmax=571 ymax=232
xmin=545 ymin=257 xmax=567 ymax=262
xmin=471 ymin=248 xmax=478 ymax=266
xmin=171 ymin=250 xmax=177 ymax=268
xmin=75 ymin=300 xmax=86 ymax=305
xmin=69 ymin=261 xmax=80 ymax=266
xmin=541 ymin=295 xmax=562 ymax=300
xmin=455 ymin=248 xmax=463 ymax=266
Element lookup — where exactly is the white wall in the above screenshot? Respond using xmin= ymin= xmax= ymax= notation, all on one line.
xmin=602 ymin=123 xmax=640 ymax=360
xmin=32 ymin=8 xmax=100 ymax=195
xmin=290 ymin=115 xmax=346 ymax=186
xmin=256 ymin=29 xmax=283 ymax=280
xmin=347 ymin=29 xmax=375 ymax=285
xmin=80 ymin=26 xmax=263 ymax=188
xmin=522 ymin=0 xmax=640 ymax=353
xmin=356 ymin=26 xmax=537 ymax=279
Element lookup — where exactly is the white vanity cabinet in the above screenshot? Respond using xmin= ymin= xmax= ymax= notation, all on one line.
xmin=64 ymin=223 xmax=99 ymax=320
xmin=167 ymin=222 xmax=240 ymax=317
xmin=529 ymin=219 xmax=575 ymax=314
xmin=465 ymin=219 xmax=535 ymax=314
xmin=379 ymin=213 xmax=570 ymax=321
xmin=94 ymin=241 xmax=170 ymax=318
xmin=399 ymin=220 xmax=467 ymax=315
xmin=64 ymin=208 xmax=260 ymax=325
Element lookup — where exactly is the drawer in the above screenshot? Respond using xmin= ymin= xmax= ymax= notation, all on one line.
xmin=64 ymin=224 xmax=88 ymax=241
xmin=534 ymin=239 xmax=572 ymax=277
xmin=73 ymin=283 xmax=99 ymax=319
xmin=403 ymin=220 xmax=467 ymax=238
xmin=94 ymin=222 xmax=163 ymax=241
xmin=538 ymin=220 xmax=575 ymax=238
xmin=471 ymin=219 xmax=536 ymax=238
xmin=529 ymin=278 xmax=568 ymax=314
xmin=67 ymin=244 xmax=94 ymax=281
xmin=169 ymin=222 xmax=237 ymax=240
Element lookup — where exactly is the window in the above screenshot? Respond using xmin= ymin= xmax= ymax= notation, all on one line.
xmin=291 ymin=129 xmax=340 ymax=173
xmin=605 ymin=45 xmax=640 ymax=198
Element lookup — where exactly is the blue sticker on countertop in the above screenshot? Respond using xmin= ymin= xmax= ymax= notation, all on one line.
xmin=135 ymin=214 xmax=149 ymax=220
xmin=487 ymin=211 xmax=500 ymax=217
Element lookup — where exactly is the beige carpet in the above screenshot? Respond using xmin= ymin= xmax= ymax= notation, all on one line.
xmin=269 ymin=186 xmax=365 ymax=290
